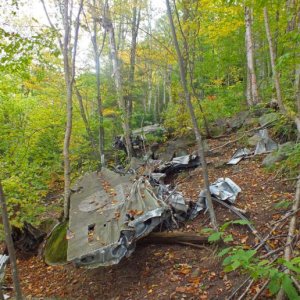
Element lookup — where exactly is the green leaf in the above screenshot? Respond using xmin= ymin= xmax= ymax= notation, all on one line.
xmin=283 ymin=261 xmax=300 ymax=274
xmin=220 ymin=221 xmax=232 ymax=231
xmin=268 ymin=277 xmax=281 ymax=295
xmin=274 ymin=200 xmax=291 ymax=209
xmin=201 ymin=228 xmax=214 ymax=234
xmin=223 ymin=234 xmax=234 ymax=242
xmin=231 ymin=219 xmax=251 ymax=226
xmin=208 ymin=232 xmax=222 ymax=242
xmin=218 ymin=247 xmax=232 ymax=257
xmin=257 ymin=260 xmax=269 ymax=266
xmin=282 ymin=276 xmax=300 ymax=300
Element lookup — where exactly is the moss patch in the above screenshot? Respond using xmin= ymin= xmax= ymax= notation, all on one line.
xmin=44 ymin=221 xmax=68 ymax=265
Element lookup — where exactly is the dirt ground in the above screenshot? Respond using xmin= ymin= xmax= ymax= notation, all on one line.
xmin=4 ymin=133 xmax=298 ymax=299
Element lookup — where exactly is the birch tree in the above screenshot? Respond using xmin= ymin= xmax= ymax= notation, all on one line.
xmin=96 ymin=1 xmax=133 ymax=159
xmin=245 ymin=6 xmax=260 ymax=105
xmin=165 ymin=0 xmax=217 ymax=229
xmin=41 ymin=0 xmax=83 ymax=220
xmin=91 ymin=0 xmax=105 ymax=165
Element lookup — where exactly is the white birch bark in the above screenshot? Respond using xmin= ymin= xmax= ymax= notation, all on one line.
xmin=245 ymin=6 xmax=260 ymax=105
xmin=100 ymin=3 xmax=132 ymax=159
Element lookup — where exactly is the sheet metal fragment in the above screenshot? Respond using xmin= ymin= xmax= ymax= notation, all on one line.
xmin=227 ymin=148 xmax=251 ymax=165
xmin=254 ymin=129 xmax=278 ymax=155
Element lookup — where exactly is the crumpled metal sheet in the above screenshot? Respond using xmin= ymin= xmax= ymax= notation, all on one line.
xmin=0 ymin=255 xmax=9 ymax=281
xmin=227 ymin=148 xmax=251 ymax=165
xmin=254 ymin=129 xmax=278 ymax=155
xmin=154 ymin=155 xmax=200 ymax=175
xmin=67 ymin=169 xmax=170 ymax=268
xmin=198 ymin=178 xmax=241 ymax=205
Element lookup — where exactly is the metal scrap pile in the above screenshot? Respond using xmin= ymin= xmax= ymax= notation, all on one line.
xmin=67 ymin=153 xmax=242 ymax=268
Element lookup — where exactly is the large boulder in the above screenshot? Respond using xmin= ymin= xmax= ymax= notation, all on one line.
xmin=247 ymin=134 xmax=262 ymax=146
xmin=262 ymin=142 xmax=294 ymax=167
xmin=229 ymin=111 xmax=250 ymax=131
xmin=156 ymin=136 xmax=195 ymax=161
xmin=259 ymin=113 xmax=279 ymax=127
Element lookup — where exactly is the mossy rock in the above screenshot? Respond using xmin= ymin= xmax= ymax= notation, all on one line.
xmin=39 ymin=218 xmax=59 ymax=234
xmin=259 ymin=112 xmax=279 ymax=127
xmin=44 ymin=221 xmax=68 ymax=265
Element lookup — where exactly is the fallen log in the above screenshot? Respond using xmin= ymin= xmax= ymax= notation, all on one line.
xmin=139 ymin=232 xmax=210 ymax=245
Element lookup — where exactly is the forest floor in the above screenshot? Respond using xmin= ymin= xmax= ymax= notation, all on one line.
xmin=4 ymin=130 xmax=298 ymax=300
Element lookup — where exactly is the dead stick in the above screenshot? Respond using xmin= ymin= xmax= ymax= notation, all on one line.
xmin=211 ymin=120 xmax=276 ymax=140
xmin=292 ymin=276 xmax=300 ymax=293
xmin=237 ymin=279 xmax=255 ymax=300
xmin=254 ymin=208 xmax=300 ymax=253
xmin=177 ymin=242 xmax=212 ymax=251
xmin=227 ymin=277 xmax=251 ymax=300
xmin=252 ymin=280 xmax=270 ymax=300
xmin=277 ymin=174 xmax=300 ymax=300
xmin=211 ymin=134 xmax=246 ymax=152
xmin=212 ymin=197 xmax=270 ymax=251
xmin=280 ymin=177 xmax=299 ymax=182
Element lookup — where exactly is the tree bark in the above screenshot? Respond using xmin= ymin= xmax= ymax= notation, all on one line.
xmin=165 ymin=0 xmax=217 ymax=230
xmin=91 ymin=0 xmax=105 ymax=166
xmin=147 ymin=68 xmax=153 ymax=113
xmin=264 ymin=7 xmax=286 ymax=113
xmin=100 ymin=3 xmax=133 ymax=160
xmin=276 ymin=175 xmax=300 ymax=300
xmin=245 ymin=6 xmax=260 ymax=105
xmin=173 ymin=0 xmax=211 ymax=137
xmin=140 ymin=232 xmax=209 ymax=245
xmin=128 ymin=0 xmax=141 ymax=120
xmin=62 ymin=0 xmax=83 ymax=220
xmin=0 ymin=182 xmax=22 ymax=300
xmin=74 ymin=85 xmax=98 ymax=158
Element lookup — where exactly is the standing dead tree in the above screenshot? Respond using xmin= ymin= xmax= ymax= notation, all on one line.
xmin=165 ymin=0 xmax=217 ymax=230
xmin=41 ymin=0 xmax=84 ymax=220
xmin=0 ymin=182 xmax=22 ymax=300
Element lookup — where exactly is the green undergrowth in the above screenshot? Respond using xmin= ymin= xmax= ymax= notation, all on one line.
xmin=205 ymin=221 xmax=300 ymax=299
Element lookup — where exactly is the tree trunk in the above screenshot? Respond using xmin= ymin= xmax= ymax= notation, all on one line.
xmin=139 ymin=232 xmax=209 ymax=245
xmin=91 ymin=2 xmax=105 ymax=166
xmin=245 ymin=6 xmax=260 ymax=105
xmin=264 ymin=7 xmax=286 ymax=113
xmin=62 ymin=0 xmax=72 ymax=221
xmin=246 ymin=57 xmax=252 ymax=106
xmin=101 ymin=3 xmax=132 ymax=160
xmin=128 ymin=0 xmax=141 ymax=120
xmin=62 ymin=0 xmax=83 ymax=220
xmin=0 ymin=182 xmax=22 ymax=300
xmin=74 ymin=85 xmax=98 ymax=157
xmin=165 ymin=0 xmax=217 ymax=230
xmin=41 ymin=0 xmax=83 ymax=221
xmin=173 ymin=0 xmax=211 ymax=137
xmin=168 ymin=65 xmax=172 ymax=103
xmin=163 ymin=70 xmax=166 ymax=107
xmin=147 ymin=68 xmax=152 ymax=112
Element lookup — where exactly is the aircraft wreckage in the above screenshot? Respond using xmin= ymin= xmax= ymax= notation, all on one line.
xmin=66 ymin=155 xmax=243 ymax=268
